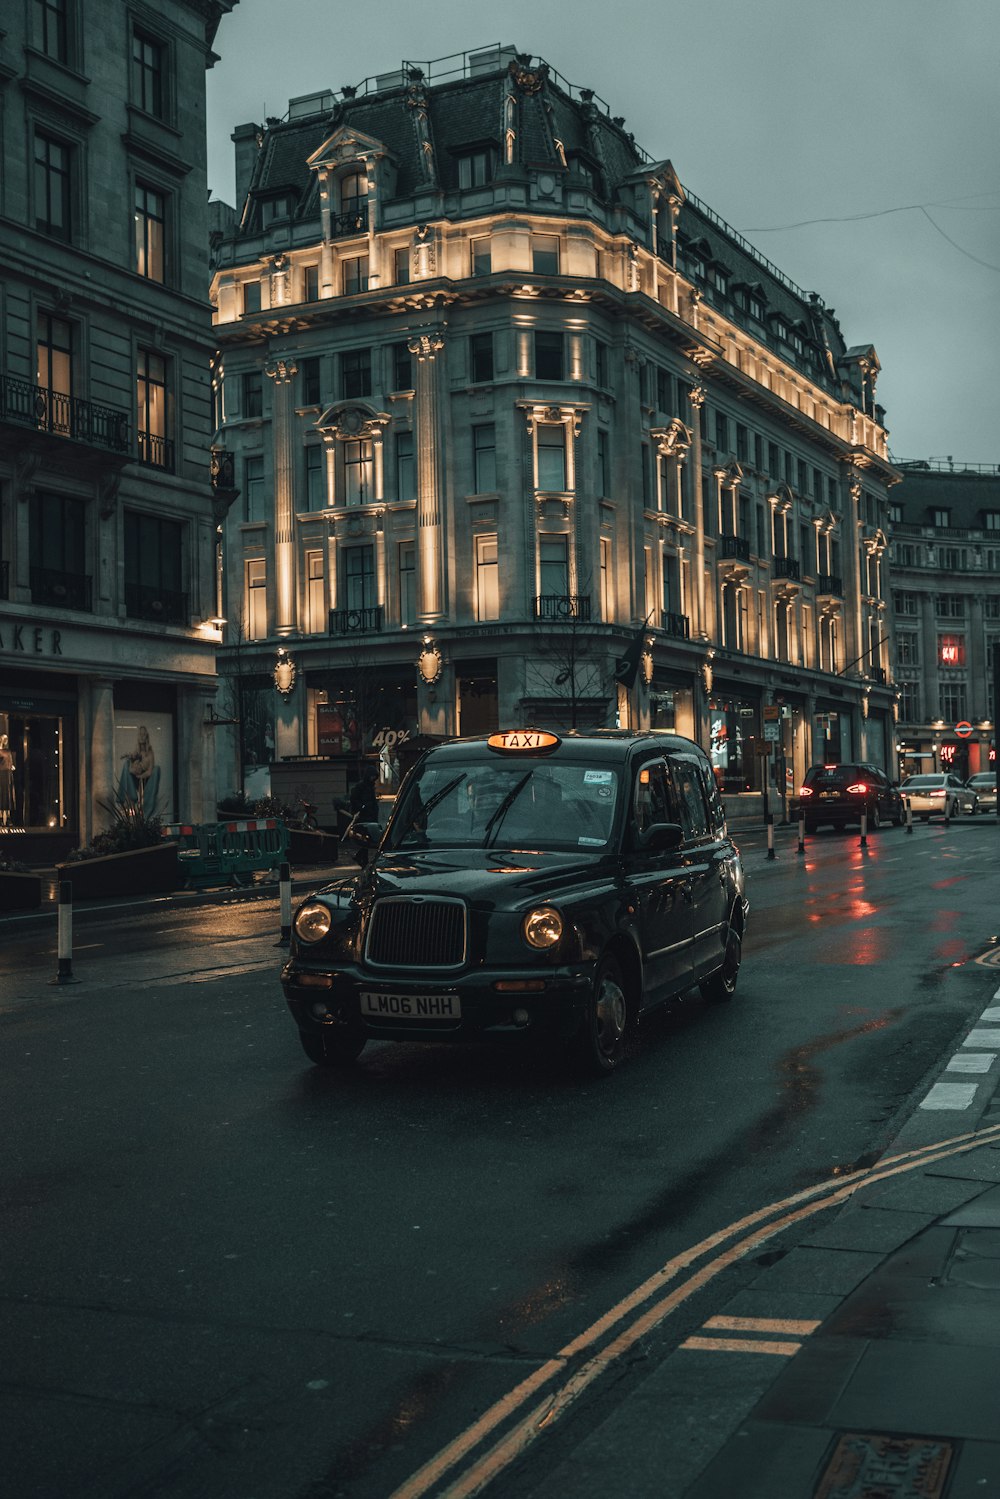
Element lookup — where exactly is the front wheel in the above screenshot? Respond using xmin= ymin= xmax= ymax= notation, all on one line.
xmin=700 ymin=927 xmax=742 ymax=1003
xmin=299 ymin=1027 xmax=366 ymax=1068
xmin=575 ymin=954 xmax=629 ymax=1076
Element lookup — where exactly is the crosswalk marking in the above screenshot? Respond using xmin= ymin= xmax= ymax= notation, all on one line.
xmin=703 ymin=1315 xmax=820 ymax=1336
xmin=680 ymin=1335 xmax=801 ymax=1357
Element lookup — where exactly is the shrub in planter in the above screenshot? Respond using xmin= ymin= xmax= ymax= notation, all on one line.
xmin=0 ymin=856 xmax=43 ymax=911
xmin=56 ymin=790 xmax=180 ymax=899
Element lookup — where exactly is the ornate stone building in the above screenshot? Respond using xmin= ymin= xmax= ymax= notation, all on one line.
xmin=0 ymin=0 xmax=236 ymax=856
xmin=209 ymin=45 xmax=898 ymax=807
xmin=889 ymin=462 xmax=1000 ymax=780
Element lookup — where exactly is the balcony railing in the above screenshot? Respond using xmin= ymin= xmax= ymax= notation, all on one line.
xmin=137 ymin=431 xmax=175 ymax=471
xmin=125 ymin=583 xmax=188 ymax=625
xmin=330 ymin=605 xmax=383 ymax=635
xmin=720 ymin=535 xmax=750 ymax=561
xmin=773 ymin=557 xmax=801 ymax=581
xmin=661 ymin=610 xmax=691 ymax=639
xmin=30 ymin=566 xmax=92 ymax=611
xmin=817 ymin=573 xmax=843 ymax=595
xmin=868 ymin=666 xmax=888 ymax=684
xmin=331 ymin=206 xmax=368 ymax=237
xmin=533 ymin=594 xmax=591 ymax=621
xmin=1 ymin=375 xmax=130 ymax=454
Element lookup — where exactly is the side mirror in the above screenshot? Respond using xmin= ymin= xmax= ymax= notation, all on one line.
xmin=639 ymin=822 xmax=684 ymax=853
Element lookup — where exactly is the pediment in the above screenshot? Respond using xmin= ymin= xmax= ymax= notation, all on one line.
xmin=315 ymin=401 xmax=390 ymax=440
xmin=307 ymin=125 xmax=394 ymax=171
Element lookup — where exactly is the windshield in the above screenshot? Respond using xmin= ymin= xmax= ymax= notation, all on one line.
xmin=902 ymin=775 xmax=944 ymax=788
xmin=385 ymin=759 xmax=621 ymax=853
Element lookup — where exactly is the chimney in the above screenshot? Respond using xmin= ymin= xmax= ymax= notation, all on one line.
xmin=232 ymin=122 xmax=263 ymax=215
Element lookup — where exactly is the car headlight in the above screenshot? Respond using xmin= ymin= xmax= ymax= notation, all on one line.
xmin=522 ymin=906 xmax=564 ymax=950
xmin=294 ymin=902 xmax=333 ymax=943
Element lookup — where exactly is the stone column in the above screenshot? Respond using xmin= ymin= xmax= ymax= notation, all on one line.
xmin=688 ymin=386 xmax=707 ymax=638
xmin=408 ymin=331 xmax=447 ymax=624
xmin=89 ymin=677 xmax=116 ymax=842
xmin=266 ymin=358 xmax=298 ymax=637
xmin=177 ymin=684 xmax=219 ymax=822
xmin=846 ymin=472 xmax=865 ymax=674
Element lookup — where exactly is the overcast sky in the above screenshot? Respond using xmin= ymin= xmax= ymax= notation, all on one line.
xmin=206 ymin=0 xmax=1000 ymax=465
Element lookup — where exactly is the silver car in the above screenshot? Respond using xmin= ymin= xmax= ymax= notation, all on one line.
xmin=967 ymin=772 xmax=998 ymax=814
xmin=901 ymin=772 xmax=978 ymax=820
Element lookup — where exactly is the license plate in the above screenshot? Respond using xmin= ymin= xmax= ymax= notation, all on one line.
xmin=360 ymin=990 xmax=461 ymax=1021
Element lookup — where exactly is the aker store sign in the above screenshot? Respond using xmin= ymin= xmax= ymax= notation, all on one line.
xmin=0 ymin=618 xmax=64 ymax=656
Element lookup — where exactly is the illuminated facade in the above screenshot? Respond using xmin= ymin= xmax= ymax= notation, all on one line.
xmin=0 ymin=0 xmax=236 ymax=856
xmin=889 ymin=462 xmax=1000 ymax=779
xmin=209 ymin=46 xmax=898 ymax=803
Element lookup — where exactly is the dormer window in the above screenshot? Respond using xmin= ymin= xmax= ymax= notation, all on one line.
xmin=568 ymin=156 xmax=601 ymax=193
xmin=708 ymin=265 xmax=729 ymax=297
xmin=738 ymin=287 xmax=766 ymax=321
xmin=457 ymin=147 xmax=495 ymax=189
xmin=932 ymin=508 xmax=951 ymax=528
xmin=260 ymin=194 xmax=293 ymax=227
xmin=340 ymin=171 xmax=366 ymax=215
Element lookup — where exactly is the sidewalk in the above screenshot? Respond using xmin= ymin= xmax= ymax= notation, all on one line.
xmin=528 ymin=976 xmax=1000 ymax=1499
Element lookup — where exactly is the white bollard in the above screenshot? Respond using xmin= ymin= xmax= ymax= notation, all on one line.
xmin=276 ymin=861 xmax=292 ymax=947
xmin=51 ymin=879 xmax=79 ymax=985
xmin=905 ymin=798 xmax=913 ymax=834
xmin=860 ymin=808 xmax=868 ymax=847
xmin=766 ymin=813 xmax=776 ymax=860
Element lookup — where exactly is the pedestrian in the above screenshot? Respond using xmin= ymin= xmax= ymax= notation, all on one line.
xmin=349 ymin=763 xmax=379 ymax=822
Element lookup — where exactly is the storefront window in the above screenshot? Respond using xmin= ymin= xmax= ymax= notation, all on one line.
xmin=0 ymin=710 xmax=66 ymax=832
xmin=708 ymin=695 xmax=761 ymax=792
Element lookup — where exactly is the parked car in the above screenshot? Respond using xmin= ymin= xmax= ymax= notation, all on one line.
xmin=966 ymin=772 xmax=998 ymax=814
xmin=281 ymin=730 xmax=749 ymax=1077
xmin=901 ymin=773 xmax=978 ymax=820
xmin=797 ymin=762 xmax=904 ymax=832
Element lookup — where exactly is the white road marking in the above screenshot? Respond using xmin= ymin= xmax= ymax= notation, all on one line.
xmin=680 ymin=1335 xmax=801 ymax=1356
xmin=982 ymin=1006 xmax=1000 ymax=1020
xmin=947 ymin=1053 xmax=997 ymax=1074
xmin=920 ymin=1081 xmax=980 ymax=1110
xmin=964 ymin=1029 xmax=1000 ymax=1048
xmin=703 ymin=1315 xmax=820 ymax=1336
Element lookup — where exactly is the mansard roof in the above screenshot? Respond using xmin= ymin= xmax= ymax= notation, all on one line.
xmin=230 ymin=47 xmax=855 ymax=355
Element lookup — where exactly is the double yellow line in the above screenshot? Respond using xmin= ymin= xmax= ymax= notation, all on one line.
xmin=391 ymin=1121 xmax=1000 ymax=1499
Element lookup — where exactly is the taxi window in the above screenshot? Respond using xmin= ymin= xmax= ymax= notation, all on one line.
xmin=668 ymin=755 xmax=710 ymax=840
xmin=634 ymin=760 xmax=674 ymax=836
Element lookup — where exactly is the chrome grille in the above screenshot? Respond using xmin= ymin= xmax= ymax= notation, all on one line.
xmin=365 ymin=897 xmax=467 ymax=969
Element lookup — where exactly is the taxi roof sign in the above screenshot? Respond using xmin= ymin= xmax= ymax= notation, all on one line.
xmin=487 ymin=730 xmax=561 ymax=753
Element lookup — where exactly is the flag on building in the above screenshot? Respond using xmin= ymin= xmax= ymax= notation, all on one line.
xmin=613 ymin=626 xmax=646 ymax=689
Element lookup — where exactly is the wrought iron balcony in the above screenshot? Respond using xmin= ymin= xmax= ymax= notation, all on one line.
xmin=330 ymin=605 xmax=383 ymax=635
xmin=30 ymin=566 xmax=92 ymax=611
xmin=720 ymin=535 xmax=750 ymax=561
xmin=773 ymin=556 xmax=800 ymax=581
xmin=1 ymin=375 xmax=130 ymax=454
xmin=331 ymin=206 xmax=368 ymax=237
xmin=533 ymin=594 xmax=592 ymax=621
xmin=137 ymin=431 xmax=175 ymax=471
xmin=125 ymin=583 xmax=188 ymax=625
xmin=817 ymin=573 xmax=843 ymax=595
xmin=661 ymin=610 xmax=691 ymax=639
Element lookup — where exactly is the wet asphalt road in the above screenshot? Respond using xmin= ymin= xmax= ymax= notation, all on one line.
xmin=1 ymin=817 xmax=998 ymax=1499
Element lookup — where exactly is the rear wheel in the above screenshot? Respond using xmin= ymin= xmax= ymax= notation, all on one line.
xmin=949 ymin=798 xmax=960 ymax=818
xmin=575 ymin=954 xmax=628 ymax=1076
xmin=299 ymin=1027 xmax=366 ymax=1068
xmin=700 ymin=927 xmax=742 ymax=1004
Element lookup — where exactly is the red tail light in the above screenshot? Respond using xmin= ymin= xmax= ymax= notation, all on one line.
xmin=930 ymin=788 xmax=946 ymax=797
xmin=846 ymin=782 xmax=868 ymax=794
xmin=798 ymin=785 xmax=814 ymax=797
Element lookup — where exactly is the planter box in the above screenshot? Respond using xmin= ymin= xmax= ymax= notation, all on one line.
xmin=56 ymin=842 xmax=181 ymax=901
xmin=285 ymin=828 xmax=339 ymax=867
xmin=0 ymin=870 xmax=43 ymax=911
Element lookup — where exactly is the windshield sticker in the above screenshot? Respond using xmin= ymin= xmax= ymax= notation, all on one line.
xmin=578 ymin=836 xmax=605 ymax=845
xmin=584 ymin=770 xmax=613 ymax=784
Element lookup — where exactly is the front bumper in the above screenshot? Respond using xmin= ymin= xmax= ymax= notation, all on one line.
xmin=282 ymin=959 xmax=595 ymax=1044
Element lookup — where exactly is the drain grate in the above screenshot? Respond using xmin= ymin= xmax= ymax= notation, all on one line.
xmin=814 ymin=1433 xmax=952 ymax=1499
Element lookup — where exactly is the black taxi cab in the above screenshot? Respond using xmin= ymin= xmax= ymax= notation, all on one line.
xmin=281 ymin=730 xmax=749 ymax=1076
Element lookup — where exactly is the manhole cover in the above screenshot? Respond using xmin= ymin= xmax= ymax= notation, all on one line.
xmin=814 ymin=1433 xmax=952 ymax=1499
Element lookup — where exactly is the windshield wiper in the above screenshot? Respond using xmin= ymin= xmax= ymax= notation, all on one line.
xmin=482 ymin=772 xmax=533 ymax=847
xmin=393 ymin=774 xmax=467 ymax=846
